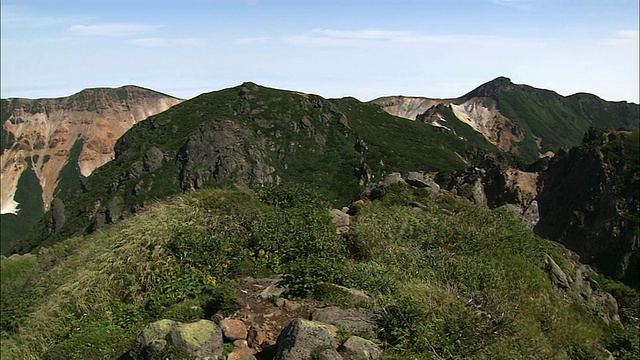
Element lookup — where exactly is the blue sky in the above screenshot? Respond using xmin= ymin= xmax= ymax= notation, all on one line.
xmin=1 ymin=0 xmax=638 ymax=102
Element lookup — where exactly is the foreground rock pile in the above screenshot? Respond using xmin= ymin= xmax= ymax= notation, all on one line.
xmin=130 ymin=277 xmax=382 ymax=360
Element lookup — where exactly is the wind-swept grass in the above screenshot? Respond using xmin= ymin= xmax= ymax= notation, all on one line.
xmin=1 ymin=186 xmax=637 ymax=359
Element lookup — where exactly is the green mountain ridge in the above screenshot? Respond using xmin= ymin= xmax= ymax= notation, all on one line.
xmin=11 ymin=82 xmax=503 ymax=253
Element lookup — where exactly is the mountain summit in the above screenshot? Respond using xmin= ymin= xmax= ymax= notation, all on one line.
xmin=460 ymin=76 xmax=516 ymax=99
xmin=373 ymin=77 xmax=639 ymax=162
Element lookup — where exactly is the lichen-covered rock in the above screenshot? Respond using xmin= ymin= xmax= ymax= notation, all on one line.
xmin=311 ymin=307 xmax=377 ymax=334
xmin=338 ymin=336 xmax=382 ymax=360
xmin=404 ymin=171 xmax=439 ymax=191
xmin=545 ymin=254 xmax=570 ymax=289
xmin=317 ymin=348 xmax=343 ymax=360
xmin=130 ymin=319 xmax=179 ymax=360
xmin=381 ymin=172 xmax=406 ymax=187
xmin=329 ymin=208 xmax=350 ymax=235
xmin=166 ymin=319 xmax=224 ymax=359
xmin=275 ymin=318 xmax=337 ymax=360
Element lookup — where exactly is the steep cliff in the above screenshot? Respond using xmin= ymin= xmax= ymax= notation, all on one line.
xmin=535 ymin=129 xmax=639 ymax=287
xmin=1 ymin=86 xmax=182 ymax=252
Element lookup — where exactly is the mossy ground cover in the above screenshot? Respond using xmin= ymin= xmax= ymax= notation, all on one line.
xmin=2 ymin=186 xmax=638 ymax=359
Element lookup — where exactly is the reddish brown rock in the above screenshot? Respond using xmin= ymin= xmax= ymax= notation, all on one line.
xmin=248 ymin=325 xmax=268 ymax=349
xmin=219 ymin=319 xmax=248 ymax=341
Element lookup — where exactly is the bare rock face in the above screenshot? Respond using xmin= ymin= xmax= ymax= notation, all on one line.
xmin=436 ymin=160 xmax=539 ymax=211
xmin=177 ymin=119 xmax=275 ymax=192
xmin=535 ymin=129 xmax=639 ymax=287
xmin=371 ymin=96 xmax=449 ymax=121
xmin=448 ymin=98 xmax=525 ymax=154
xmin=1 ymin=86 xmax=182 ymax=215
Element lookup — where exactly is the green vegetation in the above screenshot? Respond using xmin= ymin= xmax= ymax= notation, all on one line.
xmin=493 ymin=85 xmax=638 ymax=163
xmin=0 ymin=160 xmax=44 ymax=255
xmin=53 ymin=138 xmax=84 ymax=201
xmin=2 ymin=186 xmax=637 ymax=359
xmin=0 ymin=139 xmax=85 ymax=254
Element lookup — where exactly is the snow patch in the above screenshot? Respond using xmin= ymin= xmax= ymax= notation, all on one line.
xmin=1 ymin=191 xmax=19 ymax=215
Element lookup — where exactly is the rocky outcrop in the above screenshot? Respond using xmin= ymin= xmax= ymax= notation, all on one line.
xmin=274 ymin=319 xmax=337 ymax=360
xmin=544 ymin=254 xmax=620 ymax=324
xmin=1 ymin=86 xmax=181 ymax=215
xmin=130 ymin=319 xmax=223 ymax=359
xmin=177 ymin=119 xmax=275 ymax=192
xmin=436 ymin=160 xmax=538 ymax=211
xmin=434 ymin=129 xmax=639 ymax=288
xmin=535 ymin=129 xmax=639 ymax=287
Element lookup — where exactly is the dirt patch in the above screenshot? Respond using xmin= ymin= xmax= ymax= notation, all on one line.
xmin=225 ymin=277 xmax=323 ymax=354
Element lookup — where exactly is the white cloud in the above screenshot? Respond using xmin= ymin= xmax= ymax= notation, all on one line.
xmin=286 ymin=28 xmax=417 ymax=46
xmin=238 ymin=37 xmax=271 ymax=44
xmin=285 ymin=28 xmax=542 ymax=48
xmin=69 ymin=23 xmax=159 ymax=37
xmin=1 ymin=4 xmax=91 ymax=27
xmin=130 ymin=37 xmax=207 ymax=47
xmin=603 ymin=29 xmax=640 ymax=47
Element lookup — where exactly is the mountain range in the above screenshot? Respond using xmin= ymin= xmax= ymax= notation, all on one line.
xmin=373 ymin=76 xmax=639 ymax=163
xmin=1 ymin=77 xmax=639 ymax=359
xmin=1 ymin=78 xmax=638 ymax=279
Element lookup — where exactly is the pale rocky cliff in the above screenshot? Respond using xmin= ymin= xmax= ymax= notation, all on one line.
xmin=371 ymin=93 xmax=525 ymax=155
xmin=370 ymin=96 xmax=450 ymax=121
xmin=1 ymin=86 xmax=182 ymax=214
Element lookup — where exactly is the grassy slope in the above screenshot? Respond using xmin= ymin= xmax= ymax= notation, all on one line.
xmin=2 ymin=187 xmax=637 ymax=359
